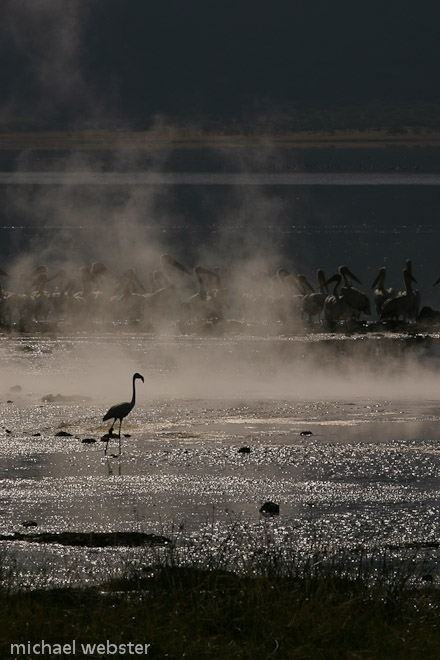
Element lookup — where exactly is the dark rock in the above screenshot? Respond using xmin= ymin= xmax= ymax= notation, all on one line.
xmin=259 ymin=501 xmax=280 ymax=516
xmin=0 ymin=531 xmax=172 ymax=548
xmin=238 ymin=446 xmax=251 ymax=453
xmin=300 ymin=431 xmax=313 ymax=436
xmin=101 ymin=431 xmax=119 ymax=441
xmin=21 ymin=521 xmax=38 ymax=528
xmin=55 ymin=431 xmax=73 ymax=437
xmin=81 ymin=438 xmax=96 ymax=444
xmin=42 ymin=394 xmax=93 ymax=403
xmin=422 ymin=574 xmax=433 ymax=582
xmin=417 ymin=306 xmax=440 ymax=322
xmin=32 ymin=433 xmax=41 ymax=437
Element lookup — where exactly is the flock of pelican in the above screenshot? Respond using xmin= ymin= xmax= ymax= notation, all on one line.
xmin=0 ymin=256 xmax=431 ymax=331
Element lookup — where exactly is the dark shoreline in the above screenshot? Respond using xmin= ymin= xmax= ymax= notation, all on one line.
xmin=1 ymin=554 xmax=439 ymax=659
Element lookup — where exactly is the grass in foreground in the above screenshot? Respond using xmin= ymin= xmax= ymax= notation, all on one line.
xmin=0 ymin=546 xmax=438 ymax=660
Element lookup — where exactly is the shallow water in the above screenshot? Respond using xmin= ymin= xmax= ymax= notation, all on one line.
xmin=1 ymin=148 xmax=440 ymax=586
xmin=0 ymin=330 xmax=439 ymax=588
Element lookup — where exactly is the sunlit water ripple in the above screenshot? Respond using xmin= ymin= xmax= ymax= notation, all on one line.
xmin=0 ymin=331 xmax=439 ymax=588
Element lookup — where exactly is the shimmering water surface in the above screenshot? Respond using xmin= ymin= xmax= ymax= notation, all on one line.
xmin=1 ymin=153 xmax=440 ymax=587
xmin=0 ymin=331 xmax=439 ymax=588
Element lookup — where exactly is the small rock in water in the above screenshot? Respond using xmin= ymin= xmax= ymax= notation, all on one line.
xmin=300 ymin=431 xmax=313 ymax=436
xmin=259 ymin=501 xmax=280 ymax=516
xmin=42 ymin=393 xmax=93 ymax=403
xmin=101 ymin=431 xmax=118 ymax=441
xmin=124 ymin=433 xmax=131 ymax=438
xmin=21 ymin=521 xmax=38 ymax=528
xmin=5 ymin=429 xmax=11 ymax=434
xmin=32 ymin=433 xmax=41 ymax=437
xmin=55 ymin=431 xmax=73 ymax=437
xmin=238 ymin=446 xmax=251 ymax=454
xmin=81 ymin=438 xmax=96 ymax=444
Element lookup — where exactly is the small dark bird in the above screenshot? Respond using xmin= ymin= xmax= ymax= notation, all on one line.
xmin=103 ymin=372 xmax=144 ymax=455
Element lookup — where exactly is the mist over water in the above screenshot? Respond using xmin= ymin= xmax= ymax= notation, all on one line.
xmin=1 ymin=143 xmax=440 ymax=401
xmin=0 ymin=144 xmax=440 ymax=589
xmin=0 ymin=1 xmax=439 ymax=597
xmin=1 ymin=145 xmax=440 ymax=303
xmin=1 ymin=328 xmax=440 ymax=406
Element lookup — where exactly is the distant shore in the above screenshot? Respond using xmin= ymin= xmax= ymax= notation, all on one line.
xmin=1 ymin=128 xmax=440 ymax=150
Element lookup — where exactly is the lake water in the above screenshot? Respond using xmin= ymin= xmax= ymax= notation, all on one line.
xmin=0 ymin=330 xmax=439 ymax=589
xmin=0 ymin=148 xmax=439 ymax=588
xmin=1 ymin=171 xmax=440 ymax=185
xmin=1 ymin=148 xmax=440 ymax=304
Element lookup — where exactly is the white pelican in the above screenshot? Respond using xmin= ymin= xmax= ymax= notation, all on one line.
xmin=323 ymin=273 xmax=353 ymax=322
xmin=142 ymin=254 xmax=191 ymax=323
xmin=380 ymin=266 xmax=417 ymax=321
xmin=15 ymin=273 xmax=33 ymax=323
xmin=32 ymin=273 xmax=52 ymax=321
xmin=296 ymin=274 xmax=315 ymax=296
xmin=51 ymin=278 xmax=87 ymax=322
xmin=400 ymin=259 xmax=420 ymax=319
xmin=148 ymin=270 xmax=166 ymax=293
xmin=34 ymin=269 xmax=67 ymax=321
xmin=181 ymin=265 xmax=217 ymax=325
xmin=111 ymin=269 xmax=145 ymax=322
xmin=208 ymin=266 xmax=229 ymax=321
xmin=240 ymin=271 xmax=273 ymax=324
xmin=271 ymin=269 xmax=310 ymax=322
xmin=206 ymin=266 xmax=226 ymax=320
xmin=339 ymin=265 xmax=371 ymax=319
xmin=371 ymin=267 xmax=395 ymax=316
xmin=75 ymin=263 xmax=116 ymax=322
xmin=115 ymin=268 xmax=146 ymax=296
xmin=302 ymin=269 xmax=328 ymax=321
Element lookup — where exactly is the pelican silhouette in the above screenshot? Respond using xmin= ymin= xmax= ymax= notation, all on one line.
xmin=401 ymin=259 xmax=420 ymax=319
xmin=338 ymin=265 xmax=371 ymax=319
xmin=371 ymin=266 xmax=395 ymax=316
xmin=323 ymin=273 xmax=353 ymax=322
xmin=380 ymin=267 xmax=417 ymax=321
xmin=142 ymin=254 xmax=191 ymax=323
xmin=103 ymin=372 xmax=144 ymax=455
xmin=302 ymin=269 xmax=328 ymax=321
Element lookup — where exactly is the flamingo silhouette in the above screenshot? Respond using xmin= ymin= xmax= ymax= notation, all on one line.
xmin=103 ymin=372 xmax=144 ymax=455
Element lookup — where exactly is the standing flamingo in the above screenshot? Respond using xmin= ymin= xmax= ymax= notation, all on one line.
xmin=103 ymin=372 xmax=144 ymax=455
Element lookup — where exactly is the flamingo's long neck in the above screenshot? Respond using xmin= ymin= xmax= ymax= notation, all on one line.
xmin=131 ymin=376 xmax=137 ymax=407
